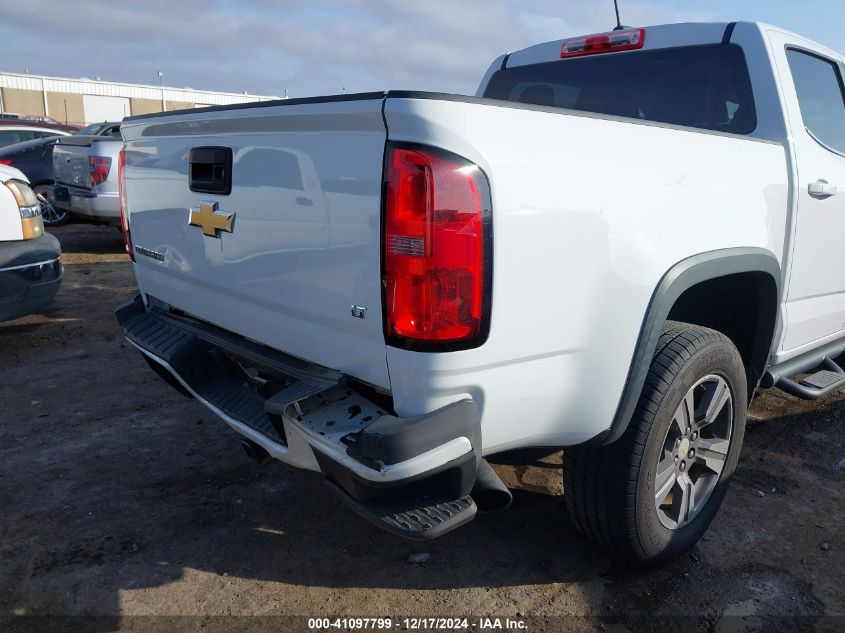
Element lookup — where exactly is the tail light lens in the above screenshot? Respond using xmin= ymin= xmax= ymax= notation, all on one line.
xmin=118 ymin=149 xmax=134 ymax=261
xmin=561 ymin=28 xmax=645 ymax=58
xmin=383 ymin=143 xmax=492 ymax=350
xmin=89 ymin=156 xmax=112 ymax=187
xmin=0 ymin=159 xmax=12 ymax=166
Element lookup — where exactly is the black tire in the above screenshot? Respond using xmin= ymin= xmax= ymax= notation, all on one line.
xmin=564 ymin=321 xmax=747 ymax=565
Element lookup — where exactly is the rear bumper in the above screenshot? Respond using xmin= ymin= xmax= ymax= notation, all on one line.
xmin=54 ymin=185 xmax=119 ymax=222
xmin=116 ymin=294 xmax=485 ymax=538
xmin=0 ymin=233 xmax=63 ymax=322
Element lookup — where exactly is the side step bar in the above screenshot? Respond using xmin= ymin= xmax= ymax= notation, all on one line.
xmin=762 ymin=338 xmax=845 ymax=400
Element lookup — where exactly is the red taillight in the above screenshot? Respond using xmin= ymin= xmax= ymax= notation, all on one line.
xmin=89 ymin=156 xmax=112 ymax=187
xmin=0 ymin=159 xmax=12 ymax=166
xmin=561 ymin=28 xmax=645 ymax=58
xmin=383 ymin=144 xmax=491 ymax=349
xmin=118 ymin=149 xmax=134 ymax=261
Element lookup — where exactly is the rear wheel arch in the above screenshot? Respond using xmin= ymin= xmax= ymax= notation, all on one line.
xmin=605 ymin=248 xmax=781 ymax=445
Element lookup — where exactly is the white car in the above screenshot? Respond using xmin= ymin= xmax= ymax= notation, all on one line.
xmin=0 ymin=163 xmax=62 ymax=321
xmin=116 ymin=21 xmax=845 ymax=564
xmin=0 ymin=124 xmax=69 ymax=148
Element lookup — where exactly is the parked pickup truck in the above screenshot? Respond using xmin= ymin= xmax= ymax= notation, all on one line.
xmin=0 ymin=163 xmax=62 ymax=322
xmin=53 ymin=135 xmax=122 ymax=224
xmin=116 ymin=21 xmax=845 ymax=564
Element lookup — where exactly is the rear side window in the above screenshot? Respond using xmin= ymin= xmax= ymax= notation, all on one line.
xmin=0 ymin=130 xmax=37 ymax=146
xmin=786 ymin=49 xmax=845 ymax=154
xmin=483 ymin=44 xmax=757 ymax=134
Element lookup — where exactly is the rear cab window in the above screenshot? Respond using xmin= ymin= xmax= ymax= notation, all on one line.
xmin=483 ymin=44 xmax=757 ymax=135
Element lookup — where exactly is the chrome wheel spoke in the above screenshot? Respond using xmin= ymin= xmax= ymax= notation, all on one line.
xmin=677 ymin=472 xmax=695 ymax=524
xmin=695 ymin=437 xmax=729 ymax=474
xmin=674 ymin=390 xmax=695 ymax=435
xmin=655 ymin=463 xmax=676 ymax=504
xmin=701 ymin=377 xmax=730 ymax=429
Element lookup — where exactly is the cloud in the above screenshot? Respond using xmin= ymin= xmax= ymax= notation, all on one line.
xmin=519 ymin=2 xmax=716 ymax=42
xmin=0 ymin=1 xmax=716 ymax=98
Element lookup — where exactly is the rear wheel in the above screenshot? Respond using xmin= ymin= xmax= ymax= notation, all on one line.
xmin=34 ymin=184 xmax=69 ymax=226
xmin=564 ymin=321 xmax=747 ymax=564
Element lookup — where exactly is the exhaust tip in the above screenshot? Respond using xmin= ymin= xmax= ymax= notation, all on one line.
xmin=241 ymin=438 xmax=268 ymax=463
xmin=471 ymin=459 xmax=512 ymax=512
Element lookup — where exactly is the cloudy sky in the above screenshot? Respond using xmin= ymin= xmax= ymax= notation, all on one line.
xmin=1 ymin=0 xmax=843 ymax=98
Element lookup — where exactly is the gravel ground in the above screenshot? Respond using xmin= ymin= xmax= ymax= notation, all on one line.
xmin=0 ymin=224 xmax=843 ymax=632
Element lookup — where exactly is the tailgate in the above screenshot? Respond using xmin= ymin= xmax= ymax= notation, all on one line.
xmin=121 ymin=95 xmax=391 ymax=389
xmin=53 ymin=138 xmax=93 ymax=189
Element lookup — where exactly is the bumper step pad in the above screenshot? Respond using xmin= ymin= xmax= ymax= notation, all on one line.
xmin=116 ymin=296 xmax=339 ymax=444
xmin=326 ymin=481 xmax=477 ymax=540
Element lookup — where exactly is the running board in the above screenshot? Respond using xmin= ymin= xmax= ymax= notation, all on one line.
xmin=764 ymin=343 xmax=845 ymax=400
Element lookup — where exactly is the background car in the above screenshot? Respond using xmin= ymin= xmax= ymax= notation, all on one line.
xmin=0 ymin=121 xmax=70 ymax=148
xmin=19 ymin=115 xmax=82 ymax=133
xmin=0 ymin=162 xmax=62 ymax=321
xmin=0 ymin=137 xmax=66 ymax=225
xmin=76 ymin=121 xmax=121 ymax=137
xmin=0 ymin=122 xmax=121 ymax=225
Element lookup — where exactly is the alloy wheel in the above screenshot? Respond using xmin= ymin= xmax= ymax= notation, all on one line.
xmin=34 ymin=186 xmax=69 ymax=226
xmin=654 ymin=374 xmax=734 ymax=530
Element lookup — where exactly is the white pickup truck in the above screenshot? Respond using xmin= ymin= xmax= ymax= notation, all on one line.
xmin=116 ymin=21 xmax=845 ymax=564
xmin=0 ymin=163 xmax=62 ymax=322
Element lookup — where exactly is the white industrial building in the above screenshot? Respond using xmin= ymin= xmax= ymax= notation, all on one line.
xmin=0 ymin=70 xmax=280 ymax=125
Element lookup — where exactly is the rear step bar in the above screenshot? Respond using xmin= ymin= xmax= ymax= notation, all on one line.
xmin=762 ymin=337 xmax=845 ymax=400
xmin=326 ymin=459 xmax=512 ymax=540
xmin=116 ymin=295 xmax=342 ymax=444
xmin=326 ymin=481 xmax=478 ymax=540
xmin=115 ymin=294 xmax=502 ymax=540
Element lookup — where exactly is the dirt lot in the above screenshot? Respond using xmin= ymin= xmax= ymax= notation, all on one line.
xmin=1 ymin=224 xmax=843 ymax=632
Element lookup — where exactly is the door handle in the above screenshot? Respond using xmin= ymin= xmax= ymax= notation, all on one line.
xmin=809 ymin=179 xmax=837 ymax=197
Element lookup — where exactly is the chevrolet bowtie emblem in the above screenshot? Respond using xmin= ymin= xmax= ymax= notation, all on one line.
xmin=189 ymin=202 xmax=235 ymax=237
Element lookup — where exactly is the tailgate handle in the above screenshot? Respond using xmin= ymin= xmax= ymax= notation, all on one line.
xmin=189 ymin=146 xmax=232 ymax=195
